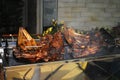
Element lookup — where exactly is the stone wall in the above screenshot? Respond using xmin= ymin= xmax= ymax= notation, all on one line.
xmin=58 ymin=0 xmax=120 ymax=30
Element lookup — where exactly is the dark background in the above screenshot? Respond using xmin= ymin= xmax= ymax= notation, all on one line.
xmin=0 ymin=0 xmax=58 ymax=35
xmin=0 ymin=0 xmax=24 ymax=34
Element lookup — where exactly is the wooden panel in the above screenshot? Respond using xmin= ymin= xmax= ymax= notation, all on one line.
xmin=5 ymin=61 xmax=87 ymax=80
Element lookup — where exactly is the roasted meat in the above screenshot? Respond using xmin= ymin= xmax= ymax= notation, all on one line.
xmin=13 ymin=26 xmax=105 ymax=63
xmin=63 ymin=27 xmax=104 ymax=58
xmin=13 ymin=29 xmax=64 ymax=62
xmin=18 ymin=27 xmax=37 ymax=51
